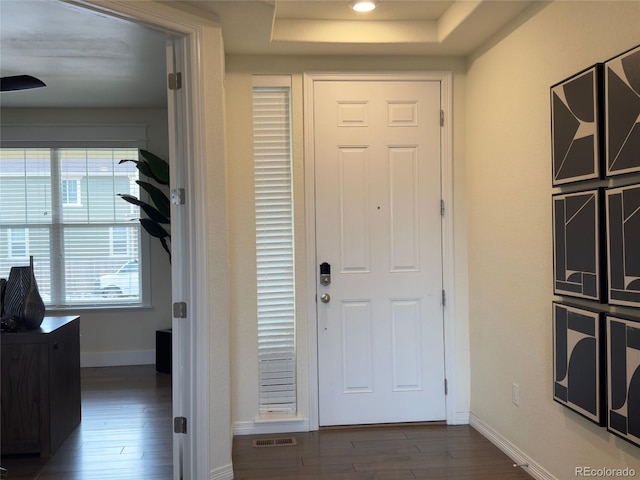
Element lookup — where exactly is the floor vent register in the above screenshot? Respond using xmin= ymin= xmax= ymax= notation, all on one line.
xmin=252 ymin=437 xmax=297 ymax=448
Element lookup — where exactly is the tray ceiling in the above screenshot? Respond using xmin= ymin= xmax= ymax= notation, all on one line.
xmin=0 ymin=0 xmax=537 ymax=108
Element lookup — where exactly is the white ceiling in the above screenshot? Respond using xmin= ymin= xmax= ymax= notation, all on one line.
xmin=0 ymin=0 xmax=537 ymax=109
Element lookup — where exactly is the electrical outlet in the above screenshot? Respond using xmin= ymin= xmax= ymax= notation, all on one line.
xmin=512 ymin=383 xmax=520 ymax=406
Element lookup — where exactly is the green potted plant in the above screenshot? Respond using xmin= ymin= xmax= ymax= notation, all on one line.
xmin=119 ymin=149 xmax=173 ymax=374
xmin=119 ymin=149 xmax=171 ymax=262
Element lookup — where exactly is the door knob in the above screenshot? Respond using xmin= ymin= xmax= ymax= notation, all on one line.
xmin=320 ymin=293 xmax=331 ymax=303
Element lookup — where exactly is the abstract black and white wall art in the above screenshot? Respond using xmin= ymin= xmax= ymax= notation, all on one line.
xmin=551 ymin=46 xmax=640 ymax=448
xmin=605 ymin=45 xmax=640 ymax=177
xmin=553 ymin=303 xmax=604 ymax=425
xmin=553 ymin=190 xmax=603 ymax=301
xmin=607 ymin=315 xmax=640 ymax=447
xmin=607 ymin=184 xmax=640 ymax=308
xmin=551 ymin=65 xmax=603 ymax=185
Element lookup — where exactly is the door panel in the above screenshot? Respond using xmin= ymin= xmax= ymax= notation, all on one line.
xmin=391 ymin=299 xmax=422 ymax=391
xmin=342 ymin=301 xmax=373 ymax=393
xmin=389 ymin=147 xmax=419 ymax=271
xmin=315 ymin=80 xmax=445 ymax=426
xmin=339 ymin=147 xmax=370 ymax=271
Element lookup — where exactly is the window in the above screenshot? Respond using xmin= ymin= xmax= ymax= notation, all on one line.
xmin=0 ymin=148 xmax=142 ymax=307
xmin=110 ymin=227 xmax=130 ymax=256
xmin=253 ymin=76 xmax=296 ymax=415
xmin=8 ymin=228 xmax=28 ymax=258
xmin=61 ymin=179 xmax=80 ymax=205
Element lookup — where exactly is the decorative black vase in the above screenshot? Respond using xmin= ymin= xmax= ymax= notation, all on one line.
xmin=3 ymin=256 xmax=45 ymax=329
xmin=0 ymin=277 xmax=6 ymax=316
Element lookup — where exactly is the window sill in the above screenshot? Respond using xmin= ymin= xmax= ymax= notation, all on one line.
xmin=254 ymin=415 xmax=305 ymax=423
xmin=234 ymin=415 xmax=310 ymax=435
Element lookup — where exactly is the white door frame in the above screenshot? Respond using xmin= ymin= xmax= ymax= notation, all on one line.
xmin=166 ymin=37 xmax=193 ymax=480
xmin=304 ymin=72 xmax=457 ymax=429
xmin=62 ymin=1 xmax=220 ymax=478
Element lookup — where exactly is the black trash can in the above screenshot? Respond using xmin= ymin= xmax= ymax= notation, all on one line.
xmin=156 ymin=328 xmax=172 ymax=374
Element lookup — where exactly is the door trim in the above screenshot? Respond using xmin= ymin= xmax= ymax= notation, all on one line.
xmin=65 ymin=1 xmax=225 ymax=478
xmin=304 ymin=72 xmax=457 ymax=429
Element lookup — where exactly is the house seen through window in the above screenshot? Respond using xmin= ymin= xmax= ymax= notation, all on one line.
xmin=0 ymin=148 xmax=144 ymax=307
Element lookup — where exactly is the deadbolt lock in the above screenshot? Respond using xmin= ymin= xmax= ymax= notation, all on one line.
xmin=320 ymin=262 xmax=331 ymax=286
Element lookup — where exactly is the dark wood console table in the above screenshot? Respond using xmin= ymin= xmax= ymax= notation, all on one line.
xmin=1 ymin=316 xmax=81 ymax=457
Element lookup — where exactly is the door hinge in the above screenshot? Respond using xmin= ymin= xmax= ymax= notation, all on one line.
xmin=173 ymin=302 xmax=187 ymax=319
xmin=174 ymin=417 xmax=187 ymax=434
xmin=440 ymin=199 xmax=445 ymax=216
xmin=168 ymin=72 xmax=182 ymax=91
xmin=445 ymin=379 xmax=448 ymax=395
xmin=442 ymin=289 xmax=446 ymax=307
xmin=171 ymin=188 xmax=185 ymax=205
xmin=440 ymin=109 xmax=444 ymax=127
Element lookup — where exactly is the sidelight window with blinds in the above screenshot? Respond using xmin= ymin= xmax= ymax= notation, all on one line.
xmin=253 ymin=76 xmax=296 ymax=416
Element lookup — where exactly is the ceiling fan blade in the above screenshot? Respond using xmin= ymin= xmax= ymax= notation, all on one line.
xmin=0 ymin=75 xmax=46 ymax=92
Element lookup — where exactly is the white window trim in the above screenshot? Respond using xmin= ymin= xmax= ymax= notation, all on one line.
xmin=0 ymin=124 xmax=147 ymax=148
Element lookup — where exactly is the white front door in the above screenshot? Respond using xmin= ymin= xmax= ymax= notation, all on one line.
xmin=315 ymin=79 xmax=446 ymax=426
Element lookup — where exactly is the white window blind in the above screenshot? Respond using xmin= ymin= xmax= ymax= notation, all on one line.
xmin=253 ymin=77 xmax=296 ymax=415
xmin=0 ymin=148 xmax=142 ymax=307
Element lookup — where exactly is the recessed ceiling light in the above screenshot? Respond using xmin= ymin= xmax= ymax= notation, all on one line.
xmin=351 ymin=1 xmax=377 ymax=13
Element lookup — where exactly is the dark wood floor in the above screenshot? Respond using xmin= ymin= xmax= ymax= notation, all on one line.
xmin=1 ymin=365 xmax=173 ymax=480
xmin=3 ymin=366 xmax=531 ymax=480
xmin=233 ymin=425 xmax=532 ymax=480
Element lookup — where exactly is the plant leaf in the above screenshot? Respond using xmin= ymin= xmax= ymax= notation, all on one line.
xmin=118 ymin=149 xmax=171 ymax=264
xmin=140 ymin=204 xmax=170 ymax=224
xmin=119 ymin=158 xmax=155 ymax=179
xmin=118 ymin=194 xmax=169 ymax=224
xmin=137 ymin=181 xmax=170 ymax=218
xmin=118 ymin=194 xmax=144 ymax=208
xmin=160 ymin=237 xmax=171 ymax=263
xmin=139 ymin=149 xmax=170 ymax=185
xmin=140 ymin=218 xmax=170 ymax=239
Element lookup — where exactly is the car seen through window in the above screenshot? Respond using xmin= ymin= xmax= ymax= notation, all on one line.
xmin=95 ymin=260 xmax=140 ymax=298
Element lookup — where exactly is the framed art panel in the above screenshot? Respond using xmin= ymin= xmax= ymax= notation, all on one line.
xmin=605 ymin=45 xmax=640 ymax=177
xmin=553 ymin=303 xmax=605 ymax=425
xmin=606 ymin=315 xmax=640 ymax=447
xmin=553 ymin=189 xmax=604 ymax=301
xmin=551 ymin=65 xmax=603 ymax=185
xmin=607 ymin=184 xmax=640 ymax=308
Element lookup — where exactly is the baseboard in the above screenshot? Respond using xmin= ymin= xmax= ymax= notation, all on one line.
xmin=234 ymin=417 xmax=310 ymax=436
xmin=469 ymin=413 xmax=557 ymax=480
xmin=81 ymin=350 xmax=155 ymax=368
xmin=452 ymin=411 xmax=470 ymax=425
xmin=209 ymin=463 xmax=233 ymax=480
